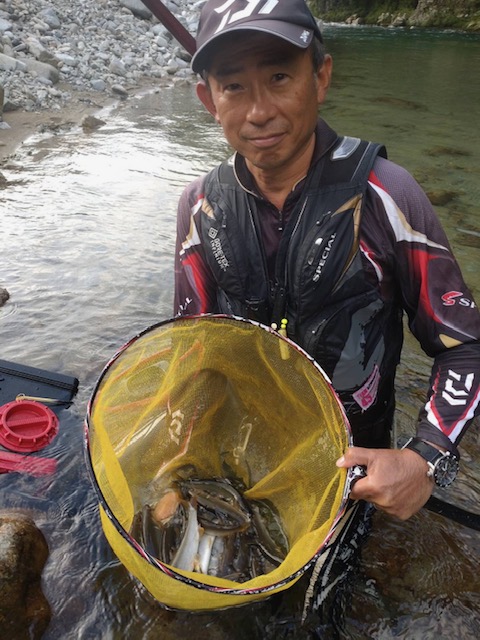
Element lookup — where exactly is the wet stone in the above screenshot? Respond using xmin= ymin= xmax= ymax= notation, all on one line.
xmin=0 ymin=285 xmax=10 ymax=304
xmin=0 ymin=513 xmax=51 ymax=639
xmin=81 ymin=114 xmax=107 ymax=131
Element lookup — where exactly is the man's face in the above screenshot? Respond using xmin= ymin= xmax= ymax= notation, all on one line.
xmin=197 ymin=32 xmax=331 ymax=177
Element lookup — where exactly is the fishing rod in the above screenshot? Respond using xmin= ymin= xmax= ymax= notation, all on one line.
xmin=140 ymin=0 xmax=196 ymax=55
xmin=137 ymin=0 xmax=480 ymax=534
xmin=425 ymin=495 xmax=480 ymax=531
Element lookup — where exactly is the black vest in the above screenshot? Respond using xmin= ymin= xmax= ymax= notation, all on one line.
xmin=197 ymin=137 xmax=403 ymax=445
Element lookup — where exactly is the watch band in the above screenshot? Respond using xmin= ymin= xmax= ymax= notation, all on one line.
xmin=403 ymin=437 xmax=443 ymax=467
xmin=403 ymin=436 xmax=459 ymax=487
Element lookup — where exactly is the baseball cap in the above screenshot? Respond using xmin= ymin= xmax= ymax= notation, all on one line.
xmin=192 ymin=0 xmax=323 ymax=73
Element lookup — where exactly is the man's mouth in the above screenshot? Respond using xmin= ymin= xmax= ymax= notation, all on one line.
xmin=247 ymin=133 xmax=285 ymax=149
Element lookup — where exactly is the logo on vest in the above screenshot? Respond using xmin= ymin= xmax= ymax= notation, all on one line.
xmin=208 ymin=227 xmax=230 ymax=271
xmin=312 ymin=233 xmax=337 ymax=282
xmin=352 ymin=364 xmax=380 ymax=410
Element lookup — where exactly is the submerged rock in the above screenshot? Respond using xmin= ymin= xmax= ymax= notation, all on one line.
xmin=0 ymin=286 xmax=10 ymax=304
xmin=426 ymin=190 xmax=459 ymax=206
xmin=425 ymin=146 xmax=471 ymax=158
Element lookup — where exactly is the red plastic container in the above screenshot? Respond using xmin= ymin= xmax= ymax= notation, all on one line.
xmin=0 ymin=400 xmax=59 ymax=453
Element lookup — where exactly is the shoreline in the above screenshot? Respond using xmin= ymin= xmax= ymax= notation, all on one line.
xmin=0 ymin=87 xmax=118 ymax=164
xmin=0 ymin=76 xmax=188 ymax=165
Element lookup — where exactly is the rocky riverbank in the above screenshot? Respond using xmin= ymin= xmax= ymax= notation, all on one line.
xmin=0 ymin=0 xmax=201 ymax=159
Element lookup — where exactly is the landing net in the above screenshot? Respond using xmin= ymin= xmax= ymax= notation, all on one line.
xmin=85 ymin=314 xmax=352 ymax=610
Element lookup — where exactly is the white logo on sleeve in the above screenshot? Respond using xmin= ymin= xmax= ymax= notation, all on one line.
xmin=442 ymin=369 xmax=474 ymax=406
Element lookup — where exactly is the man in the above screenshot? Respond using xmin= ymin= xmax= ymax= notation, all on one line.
xmin=174 ymin=0 xmax=480 ymax=521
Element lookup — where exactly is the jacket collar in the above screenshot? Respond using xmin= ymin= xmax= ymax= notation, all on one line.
xmin=232 ymin=119 xmax=339 ymax=200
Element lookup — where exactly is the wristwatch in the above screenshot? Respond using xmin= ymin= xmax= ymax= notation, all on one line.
xmin=403 ymin=437 xmax=459 ymax=488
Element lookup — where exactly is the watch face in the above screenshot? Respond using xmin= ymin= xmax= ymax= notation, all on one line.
xmin=434 ymin=455 xmax=459 ymax=488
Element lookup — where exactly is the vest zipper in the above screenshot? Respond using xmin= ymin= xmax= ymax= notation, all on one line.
xmin=271 ymin=196 xmax=309 ymax=330
xmin=246 ymin=198 xmax=270 ymax=306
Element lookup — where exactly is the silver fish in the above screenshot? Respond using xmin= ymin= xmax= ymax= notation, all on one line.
xmin=130 ymin=475 xmax=290 ymax=581
xmin=197 ymin=532 xmax=215 ymax=574
xmin=171 ymin=501 xmax=201 ymax=572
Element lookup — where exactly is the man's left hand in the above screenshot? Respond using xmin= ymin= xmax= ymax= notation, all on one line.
xmin=336 ymin=446 xmax=434 ymax=519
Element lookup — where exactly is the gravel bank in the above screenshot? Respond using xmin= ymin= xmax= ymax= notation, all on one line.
xmin=0 ymin=0 xmax=202 ymax=157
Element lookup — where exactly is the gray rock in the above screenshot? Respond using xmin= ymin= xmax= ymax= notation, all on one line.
xmin=111 ymin=83 xmax=129 ymax=97
xmin=0 ymin=52 xmax=17 ymax=71
xmin=0 ymin=513 xmax=51 ymax=638
xmin=392 ymin=14 xmax=408 ymax=27
xmin=152 ymin=24 xmax=170 ymax=37
xmin=91 ymin=78 xmax=107 ymax=91
xmin=2 ymin=42 xmax=13 ymax=56
xmin=0 ymin=17 xmax=12 ymax=32
xmin=15 ymin=59 xmax=27 ymax=72
xmin=81 ymin=114 xmax=106 ymax=130
xmin=120 ymin=0 xmax=153 ymax=20
xmin=109 ymin=57 xmax=127 ymax=76
xmin=2 ymin=99 xmax=21 ymax=112
xmin=55 ymin=53 xmax=79 ymax=67
xmin=155 ymin=34 xmax=170 ymax=48
xmin=24 ymin=59 xmax=60 ymax=84
xmin=25 ymin=36 xmax=48 ymax=60
xmin=38 ymin=8 xmax=61 ymax=30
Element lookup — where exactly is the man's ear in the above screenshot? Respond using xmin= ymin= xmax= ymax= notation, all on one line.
xmin=315 ymin=54 xmax=332 ymax=106
xmin=196 ymin=80 xmax=219 ymax=121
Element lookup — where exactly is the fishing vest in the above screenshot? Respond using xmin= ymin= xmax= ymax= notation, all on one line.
xmin=198 ymin=137 xmax=403 ymax=443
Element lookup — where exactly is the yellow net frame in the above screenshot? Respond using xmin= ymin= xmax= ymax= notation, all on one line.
xmin=85 ymin=315 xmax=352 ymax=610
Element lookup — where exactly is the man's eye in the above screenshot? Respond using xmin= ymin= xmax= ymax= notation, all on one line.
xmin=272 ymin=73 xmax=288 ymax=82
xmin=224 ymin=83 xmax=242 ymax=92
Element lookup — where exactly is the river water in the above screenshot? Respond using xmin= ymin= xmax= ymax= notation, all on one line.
xmin=1 ymin=24 xmax=479 ymax=639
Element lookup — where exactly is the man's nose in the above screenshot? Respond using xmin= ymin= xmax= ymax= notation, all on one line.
xmin=246 ymin=87 xmax=277 ymax=124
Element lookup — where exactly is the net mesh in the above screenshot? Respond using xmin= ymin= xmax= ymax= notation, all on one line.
xmin=87 ymin=315 xmax=351 ymax=610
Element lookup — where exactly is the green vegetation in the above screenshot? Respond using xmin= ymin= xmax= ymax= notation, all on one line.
xmin=308 ymin=1 xmax=480 ymax=31
xmin=309 ymin=1 xmax=415 ymax=23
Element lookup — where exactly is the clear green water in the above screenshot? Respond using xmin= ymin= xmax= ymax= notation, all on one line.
xmin=1 ymin=24 xmax=479 ymax=639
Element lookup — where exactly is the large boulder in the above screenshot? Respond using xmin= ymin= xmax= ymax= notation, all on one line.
xmin=0 ymin=513 xmax=51 ymax=639
xmin=24 ymin=59 xmax=60 ymax=84
xmin=0 ymin=52 xmax=18 ymax=72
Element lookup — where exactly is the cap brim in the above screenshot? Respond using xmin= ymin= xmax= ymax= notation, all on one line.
xmin=192 ymin=21 xmax=317 ymax=74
